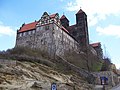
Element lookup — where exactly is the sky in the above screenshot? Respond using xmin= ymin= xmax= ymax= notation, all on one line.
xmin=0 ymin=0 xmax=120 ymax=69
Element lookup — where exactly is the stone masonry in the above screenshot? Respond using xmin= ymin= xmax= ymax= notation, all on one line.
xmin=16 ymin=12 xmax=80 ymax=57
xmin=16 ymin=9 xmax=100 ymax=57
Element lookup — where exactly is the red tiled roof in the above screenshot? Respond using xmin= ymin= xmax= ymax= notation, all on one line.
xmin=50 ymin=13 xmax=57 ymax=18
xmin=90 ymin=42 xmax=101 ymax=48
xmin=61 ymin=26 xmax=69 ymax=33
xmin=19 ymin=21 xmax=38 ymax=33
xmin=76 ymin=9 xmax=84 ymax=14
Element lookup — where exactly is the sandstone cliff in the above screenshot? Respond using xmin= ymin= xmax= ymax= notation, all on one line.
xmin=0 ymin=60 xmax=93 ymax=90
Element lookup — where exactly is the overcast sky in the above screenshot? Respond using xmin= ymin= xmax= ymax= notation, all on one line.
xmin=0 ymin=0 xmax=120 ymax=69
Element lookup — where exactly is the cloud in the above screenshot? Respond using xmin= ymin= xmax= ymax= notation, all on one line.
xmin=65 ymin=0 xmax=120 ymax=26
xmin=96 ymin=25 xmax=120 ymax=38
xmin=115 ymin=63 xmax=120 ymax=69
xmin=0 ymin=22 xmax=16 ymax=37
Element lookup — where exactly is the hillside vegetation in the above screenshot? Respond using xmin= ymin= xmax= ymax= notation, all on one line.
xmin=0 ymin=47 xmax=103 ymax=90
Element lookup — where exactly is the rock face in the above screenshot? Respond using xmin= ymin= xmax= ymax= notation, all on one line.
xmin=0 ymin=60 xmax=93 ymax=90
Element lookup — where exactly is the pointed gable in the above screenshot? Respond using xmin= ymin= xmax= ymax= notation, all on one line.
xmin=60 ymin=15 xmax=66 ymax=19
xmin=50 ymin=13 xmax=56 ymax=18
xmin=76 ymin=9 xmax=85 ymax=14
xmin=60 ymin=15 xmax=69 ymax=22
xmin=50 ymin=13 xmax=59 ymax=19
xmin=42 ymin=12 xmax=49 ymax=17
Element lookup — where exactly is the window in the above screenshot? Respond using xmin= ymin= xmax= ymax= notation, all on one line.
xmin=28 ymin=31 xmax=31 ymax=35
xmin=41 ymin=39 xmax=44 ymax=44
xmin=56 ymin=26 xmax=58 ymax=30
xmin=32 ymin=30 xmax=35 ymax=34
xmin=40 ymin=27 xmax=43 ymax=30
xmin=41 ymin=20 xmax=44 ymax=25
xmin=19 ymin=33 xmax=22 ymax=37
xmin=36 ymin=27 xmax=39 ymax=32
xmin=45 ymin=25 xmax=49 ymax=30
xmin=23 ymin=32 xmax=26 ymax=36
xmin=45 ymin=20 xmax=48 ymax=24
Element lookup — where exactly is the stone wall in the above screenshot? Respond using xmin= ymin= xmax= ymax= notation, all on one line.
xmin=16 ymin=22 xmax=80 ymax=57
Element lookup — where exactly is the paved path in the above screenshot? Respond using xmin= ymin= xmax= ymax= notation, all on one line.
xmin=111 ymin=84 xmax=120 ymax=90
xmin=94 ymin=85 xmax=103 ymax=90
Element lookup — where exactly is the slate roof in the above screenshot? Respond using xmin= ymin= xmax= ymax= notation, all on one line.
xmin=76 ymin=9 xmax=84 ymax=14
xmin=60 ymin=15 xmax=69 ymax=22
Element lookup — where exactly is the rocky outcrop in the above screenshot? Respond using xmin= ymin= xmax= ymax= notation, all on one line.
xmin=0 ymin=60 xmax=93 ymax=90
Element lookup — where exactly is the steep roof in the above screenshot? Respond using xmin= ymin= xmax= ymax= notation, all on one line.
xmin=60 ymin=15 xmax=69 ymax=22
xmin=18 ymin=21 xmax=38 ymax=33
xmin=61 ymin=26 xmax=69 ymax=33
xmin=76 ymin=9 xmax=85 ymax=14
xmin=50 ymin=13 xmax=57 ymax=18
xmin=60 ymin=15 xmax=66 ymax=19
xmin=90 ymin=42 xmax=101 ymax=48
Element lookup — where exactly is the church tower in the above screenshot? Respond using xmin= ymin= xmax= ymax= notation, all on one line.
xmin=60 ymin=15 xmax=69 ymax=29
xmin=75 ymin=9 xmax=89 ymax=48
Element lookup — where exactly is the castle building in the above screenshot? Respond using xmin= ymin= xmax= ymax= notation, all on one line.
xmin=16 ymin=9 xmax=101 ymax=57
xmin=60 ymin=9 xmax=89 ymax=49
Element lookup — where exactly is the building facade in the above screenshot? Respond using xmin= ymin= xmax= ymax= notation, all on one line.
xmin=60 ymin=9 xmax=89 ymax=50
xmin=16 ymin=9 xmax=101 ymax=57
xmin=16 ymin=11 xmax=80 ymax=56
